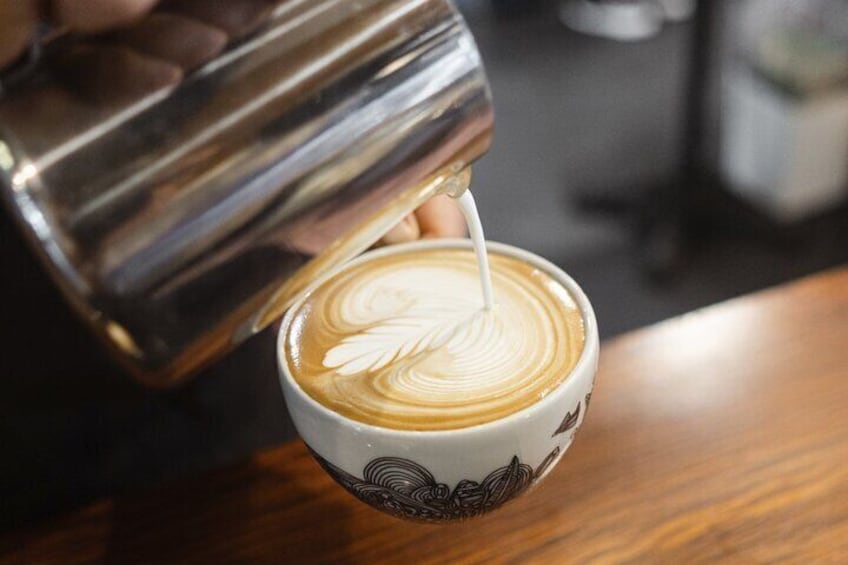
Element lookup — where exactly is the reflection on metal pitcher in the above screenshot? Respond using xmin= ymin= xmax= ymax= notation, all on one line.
xmin=0 ymin=0 xmax=494 ymax=384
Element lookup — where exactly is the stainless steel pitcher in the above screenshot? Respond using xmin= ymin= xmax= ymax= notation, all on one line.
xmin=0 ymin=0 xmax=493 ymax=385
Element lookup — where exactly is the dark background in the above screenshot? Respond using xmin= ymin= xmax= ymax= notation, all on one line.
xmin=2 ymin=0 xmax=847 ymax=530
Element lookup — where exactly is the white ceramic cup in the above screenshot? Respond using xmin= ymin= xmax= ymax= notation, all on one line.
xmin=277 ymin=239 xmax=599 ymax=523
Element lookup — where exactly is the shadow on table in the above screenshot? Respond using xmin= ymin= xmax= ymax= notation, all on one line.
xmin=2 ymin=435 xmax=598 ymax=562
xmin=100 ymin=453 xmax=357 ymax=563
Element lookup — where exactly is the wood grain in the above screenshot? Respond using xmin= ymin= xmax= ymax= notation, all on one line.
xmin=2 ymin=267 xmax=847 ymax=564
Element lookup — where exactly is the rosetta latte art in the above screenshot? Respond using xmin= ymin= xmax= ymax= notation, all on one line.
xmin=285 ymin=249 xmax=584 ymax=430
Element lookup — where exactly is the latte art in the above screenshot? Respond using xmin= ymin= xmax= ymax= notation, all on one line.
xmin=285 ymin=248 xmax=584 ymax=431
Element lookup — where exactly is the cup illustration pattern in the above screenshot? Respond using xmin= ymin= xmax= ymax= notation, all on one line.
xmin=309 ymin=446 xmax=563 ymax=523
xmin=552 ymin=400 xmax=581 ymax=437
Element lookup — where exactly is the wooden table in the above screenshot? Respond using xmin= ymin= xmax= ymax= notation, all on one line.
xmin=3 ymin=268 xmax=847 ymax=563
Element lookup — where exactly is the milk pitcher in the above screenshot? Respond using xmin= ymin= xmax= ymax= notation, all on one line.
xmin=0 ymin=0 xmax=493 ymax=385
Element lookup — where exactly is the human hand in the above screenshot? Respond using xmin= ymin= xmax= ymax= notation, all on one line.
xmin=0 ymin=1 xmax=161 ymax=69
xmin=0 ymin=1 xmax=274 ymax=104
xmin=380 ymin=194 xmax=467 ymax=245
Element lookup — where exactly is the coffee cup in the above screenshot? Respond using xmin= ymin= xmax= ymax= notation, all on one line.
xmin=277 ymin=239 xmax=599 ymax=522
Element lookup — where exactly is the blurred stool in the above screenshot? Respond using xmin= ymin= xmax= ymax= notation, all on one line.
xmin=490 ymin=0 xmax=544 ymax=19
xmin=570 ymin=0 xmax=789 ymax=280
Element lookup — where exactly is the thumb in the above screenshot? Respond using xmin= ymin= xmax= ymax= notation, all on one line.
xmin=380 ymin=214 xmax=420 ymax=246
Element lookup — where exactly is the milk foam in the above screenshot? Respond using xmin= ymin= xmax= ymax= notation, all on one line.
xmin=286 ymin=249 xmax=585 ymax=431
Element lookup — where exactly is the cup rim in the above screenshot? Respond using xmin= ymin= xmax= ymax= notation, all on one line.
xmin=276 ymin=238 xmax=599 ymax=438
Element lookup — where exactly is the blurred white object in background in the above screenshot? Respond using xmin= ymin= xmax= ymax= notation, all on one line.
xmin=558 ymin=0 xmax=664 ymax=41
xmin=720 ymin=0 xmax=848 ymax=222
xmin=721 ymin=70 xmax=848 ymax=222
xmin=557 ymin=0 xmax=694 ymax=42
xmin=657 ymin=0 xmax=695 ymax=22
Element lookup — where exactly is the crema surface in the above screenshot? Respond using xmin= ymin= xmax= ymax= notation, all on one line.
xmin=285 ymin=248 xmax=584 ymax=431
